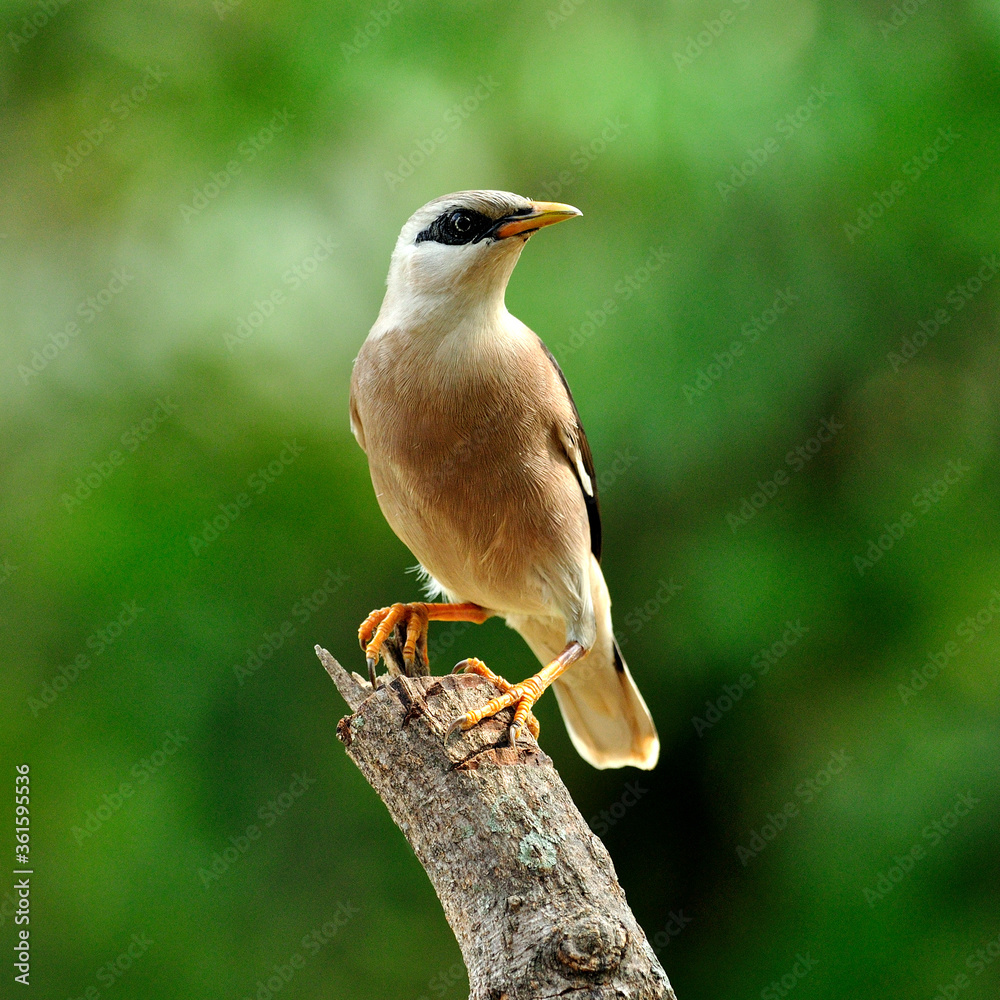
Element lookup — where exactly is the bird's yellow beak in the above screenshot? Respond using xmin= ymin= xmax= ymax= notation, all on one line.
xmin=494 ymin=201 xmax=582 ymax=239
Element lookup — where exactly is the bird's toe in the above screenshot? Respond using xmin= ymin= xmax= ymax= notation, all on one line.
xmin=444 ymin=715 xmax=467 ymax=744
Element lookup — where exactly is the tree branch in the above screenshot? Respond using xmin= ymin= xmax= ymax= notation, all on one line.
xmin=315 ymin=644 xmax=677 ymax=1000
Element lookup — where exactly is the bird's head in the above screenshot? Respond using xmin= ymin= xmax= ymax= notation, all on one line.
xmin=378 ymin=190 xmax=581 ymax=331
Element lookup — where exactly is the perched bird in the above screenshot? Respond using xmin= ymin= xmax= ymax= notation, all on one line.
xmin=349 ymin=190 xmax=659 ymax=769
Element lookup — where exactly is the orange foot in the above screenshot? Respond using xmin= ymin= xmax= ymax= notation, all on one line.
xmin=450 ymin=658 xmax=541 ymax=740
xmin=445 ymin=642 xmax=586 ymax=748
xmin=359 ymin=602 xmax=490 ymax=686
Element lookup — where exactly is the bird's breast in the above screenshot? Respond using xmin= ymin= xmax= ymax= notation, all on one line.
xmin=352 ymin=324 xmax=586 ymax=614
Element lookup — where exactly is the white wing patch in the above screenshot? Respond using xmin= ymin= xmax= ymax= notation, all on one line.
xmin=559 ymin=423 xmax=593 ymax=496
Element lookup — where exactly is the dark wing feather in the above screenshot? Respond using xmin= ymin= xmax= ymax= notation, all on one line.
xmin=537 ymin=337 xmax=602 ymax=562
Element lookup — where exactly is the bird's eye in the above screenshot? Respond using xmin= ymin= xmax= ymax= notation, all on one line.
xmin=415 ymin=207 xmax=492 ymax=245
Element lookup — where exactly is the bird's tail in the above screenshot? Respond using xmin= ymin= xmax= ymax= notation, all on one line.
xmin=510 ymin=556 xmax=659 ymax=770
xmin=552 ymin=638 xmax=659 ymax=770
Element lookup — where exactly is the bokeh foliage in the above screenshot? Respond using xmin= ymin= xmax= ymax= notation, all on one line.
xmin=2 ymin=1 xmax=999 ymax=997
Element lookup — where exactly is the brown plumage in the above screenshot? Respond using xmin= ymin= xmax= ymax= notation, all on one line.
xmin=350 ymin=190 xmax=659 ymax=769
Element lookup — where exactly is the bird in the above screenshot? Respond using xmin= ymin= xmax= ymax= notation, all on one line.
xmin=349 ymin=190 xmax=659 ymax=770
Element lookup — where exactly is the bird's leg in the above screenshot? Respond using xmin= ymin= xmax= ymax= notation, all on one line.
xmin=446 ymin=641 xmax=587 ymax=749
xmin=359 ymin=602 xmax=491 ymax=685
xmin=451 ymin=658 xmax=540 ymax=738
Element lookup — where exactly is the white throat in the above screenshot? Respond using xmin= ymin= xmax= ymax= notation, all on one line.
xmin=373 ymin=237 xmax=527 ymax=340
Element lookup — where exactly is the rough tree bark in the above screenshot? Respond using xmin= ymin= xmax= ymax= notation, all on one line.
xmin=315 ymin=643 xmax=677 ymax=1000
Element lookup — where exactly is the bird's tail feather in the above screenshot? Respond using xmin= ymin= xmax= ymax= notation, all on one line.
xmin=509 ymin=555 xmax=659 ymax=769
xmin=552 ymin=640 xmax=659 ymax=770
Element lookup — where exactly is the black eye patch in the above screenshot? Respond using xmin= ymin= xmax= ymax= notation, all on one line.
xmin=415 ymin=208 xmax=495 ymax=246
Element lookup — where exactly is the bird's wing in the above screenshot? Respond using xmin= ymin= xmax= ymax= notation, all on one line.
xmin=536 ymin=337 xmax=602 ymax=562
xmin=348 ymin=376 xmax=367 ymax=452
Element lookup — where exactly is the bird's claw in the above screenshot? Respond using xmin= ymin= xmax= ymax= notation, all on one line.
xmin=358 ymin=602 xmax=431 ymax=684
xmin=443 ymin=657 xmax=541 ymax=747
xmin=444 ymin=716 xmax=467 ymax=743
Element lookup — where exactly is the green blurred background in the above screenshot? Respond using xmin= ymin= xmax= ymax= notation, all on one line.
xmin=2 ymin=0 xmax=999 ymax=997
